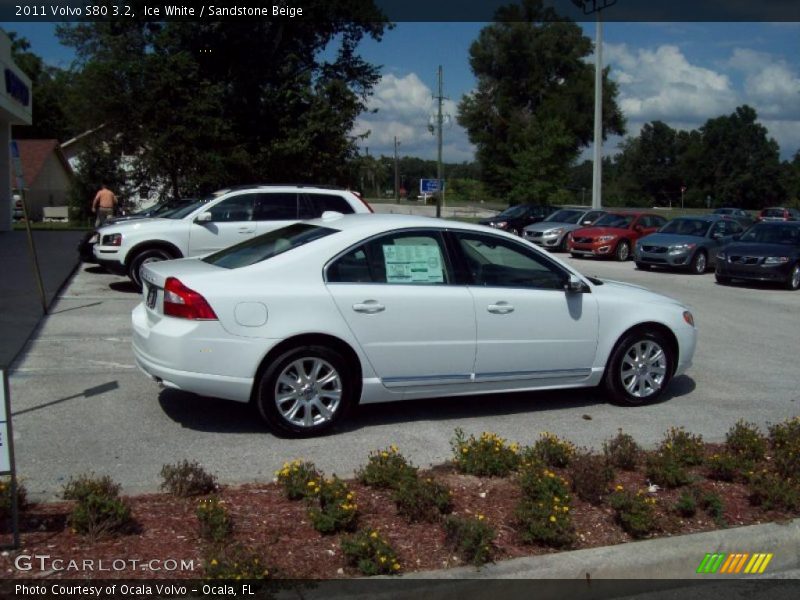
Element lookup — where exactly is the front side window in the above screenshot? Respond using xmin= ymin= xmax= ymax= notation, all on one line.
xmin=206 ymin=195 xmax=255 ymax=222
xmin=203 ymin=223 xmax=337 ymax=269
xmin=455 ymin=232 xmax=567 ymax=290
xmin=327 ymin=231 xmax=450 ymax=285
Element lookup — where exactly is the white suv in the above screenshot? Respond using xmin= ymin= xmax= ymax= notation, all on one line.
xmin=93 ymin=185 xmax=373 ymax=287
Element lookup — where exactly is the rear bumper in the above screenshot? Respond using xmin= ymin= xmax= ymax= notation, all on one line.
xmin=131 ymin=303 xmax=275 ymax=403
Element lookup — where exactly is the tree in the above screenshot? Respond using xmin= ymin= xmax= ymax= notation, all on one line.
xmin=457 ymin=0 xmax=625 ymax=203
xmin=8 ymin=33 xmax=76 ymax=142
xmin=698 ymin=105 xmax=783 ymax=209
xmin=57 ymin=1 xmax=389 ymax=200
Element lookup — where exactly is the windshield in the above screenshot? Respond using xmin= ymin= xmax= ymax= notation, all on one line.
xmin=496 ymin=205 xmax=527 ymax=219
xmin=593 ymin=213 xmax=634 ymax=229
xmin=659 ymin=218 xmax=711 ymax=237
xmin=739 ymin=224 xmax=800 ymax=245
xmin=203 ymin=223 xmax=337 ymax=269
xmin=545 ymin=209 xmax=583 ymax=223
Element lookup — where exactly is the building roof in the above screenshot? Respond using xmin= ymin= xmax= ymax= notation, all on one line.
xmin=10 ymin=139 xmax=74 ymax=189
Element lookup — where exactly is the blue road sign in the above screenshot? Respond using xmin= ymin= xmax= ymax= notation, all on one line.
xmin=420 ymin=179 xmax=444 ymax=194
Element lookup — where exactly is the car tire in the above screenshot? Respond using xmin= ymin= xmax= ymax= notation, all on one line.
xmin=557 ymin=235 xmax=569 ymax=252
xmin=615 ymin=240 xmax=631 ymax=261
xmin=690 ymin=250 xmax=707 ymax=275
xmin=715 ymin=274 xmax=731 ymax=285
xmin=604 ymin=328 xmax=674 ymax=407
xmin=256 ymin=345 xmax=355 ymax=437
xmin=635 ymin=262 xmax=651 ymax=271
xmin=128 ymin=248 xmax=174 ymax=289
xmin=786 ymin=263 xmax=800 ymax=291
xmin=570 ymin=252 xmax=581 ymax=259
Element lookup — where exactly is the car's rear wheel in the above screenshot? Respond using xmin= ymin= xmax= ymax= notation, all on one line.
xmin=605 ymin=329 xmax=674 ymax=406
xmin=256 ymin=345 xmax=355 ymax=437
xmin=615 ymin=240 xmax=630 ymax=261
xmin=786 ymin=263 xmax=800 ymax=291
xmin=636 ymin=262 xmax=651 ymax=271
xmin=128 ymin=248 xmax=174 ymax=289
xmin=690 ymin=250 xmax=707 ymax=274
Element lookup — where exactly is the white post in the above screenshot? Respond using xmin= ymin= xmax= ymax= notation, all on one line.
xmin=591 ymin=12 xmax=603 ymax=210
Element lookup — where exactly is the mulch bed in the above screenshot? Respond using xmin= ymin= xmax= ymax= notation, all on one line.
xmin=1 ymin=445 xmax=796 ymax=580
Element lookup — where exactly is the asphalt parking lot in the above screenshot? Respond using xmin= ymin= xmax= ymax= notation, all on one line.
xmin=8 ymin=255 xmax=800 ymax=500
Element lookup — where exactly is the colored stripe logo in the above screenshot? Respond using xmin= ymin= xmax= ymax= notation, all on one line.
xmin=697 ymin=553 xmax=773 ymax=574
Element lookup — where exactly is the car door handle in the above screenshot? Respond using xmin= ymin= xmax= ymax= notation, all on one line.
xmin=352 ymin=301 xmax=385 ymax=314
xmin=238 ymin=227 xmax=255 ymax=233
xmin=487 ymin=302 xmax=514 ymax=314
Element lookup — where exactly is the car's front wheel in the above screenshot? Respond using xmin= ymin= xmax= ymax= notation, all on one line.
xmin=128 ymin=248 xmax=174 ymax=289
xmin=715 ymin=274 xmax=731 ymax=285
xmin=690 ymin=250 xmax=707 ymax=275
xmin=635 ymin=262 xmax=651 ymax=271
xmin=256 ymin=345 xmax=355 ymax=437
xmin=786 ymin=263 xmax=800 ymax=291
xmin=615 ymin=240 xmax=630 ymax=261
xmin=605 ymin=329 xmax=674 ymax=406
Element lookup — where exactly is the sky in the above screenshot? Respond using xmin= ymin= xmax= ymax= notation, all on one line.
xmin=3 ymin=20 xmax=800 ymax=164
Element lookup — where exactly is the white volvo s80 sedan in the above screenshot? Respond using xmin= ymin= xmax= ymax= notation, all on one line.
xmin=132 ymin=213 xmax=697 ymax=437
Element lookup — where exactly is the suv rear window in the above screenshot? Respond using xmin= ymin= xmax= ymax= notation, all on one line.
xmin=202 ymin=223 xmax=337 ymax=269
xmin=304 ymin=193 xmax=356 ymax=217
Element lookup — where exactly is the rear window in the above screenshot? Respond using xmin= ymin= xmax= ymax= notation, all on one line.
xmin=762 ymin=208 xmax=786 ymax=217
xmin=202 ymin=223 xmax=337 ymax=269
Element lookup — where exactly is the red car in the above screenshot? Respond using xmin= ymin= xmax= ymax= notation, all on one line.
xmin=757 ymin=207 xmax=800 ymax=222
xmin=568 ymin=211 xmax=668 ymax=261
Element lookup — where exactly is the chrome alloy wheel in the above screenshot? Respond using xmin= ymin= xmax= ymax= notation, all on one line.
xmin=274 ymin=358 xmax=342 ymax=428
xmin=620 ymin=340 xmax=668 ymax=399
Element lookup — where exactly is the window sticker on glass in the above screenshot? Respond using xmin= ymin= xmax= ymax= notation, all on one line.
xmin=382 ymin=244 xmax=444 ymax=283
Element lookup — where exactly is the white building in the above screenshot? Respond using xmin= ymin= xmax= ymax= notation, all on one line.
xmin=0 ymin=29 xmax=33 ymax=231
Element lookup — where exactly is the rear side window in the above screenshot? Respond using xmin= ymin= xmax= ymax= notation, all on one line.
xmin=253 ymin=193 xmax=299 ymax=221
xmin=305 ymin=193 xmax=356 ymax=218
xmin=203 ymin=223 xmax=336 ymax=269
xmin=327 ymin=231 xmax=450 ymax=285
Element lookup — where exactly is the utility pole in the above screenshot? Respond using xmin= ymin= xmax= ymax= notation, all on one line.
xmin=435 ymin=65 xmax=444 ymax=218
xmin=394 ymin=136 xmax=400 ymax=203
xmin=572 ymin=1 xmax=617 ymax=210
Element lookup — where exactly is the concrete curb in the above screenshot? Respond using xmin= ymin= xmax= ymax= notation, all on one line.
xmin=405 ymin=518 xmax=800 ymax=579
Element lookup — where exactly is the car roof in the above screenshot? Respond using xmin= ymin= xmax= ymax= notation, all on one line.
xmin=670 ymin=214 xmax=727 ymax=222
xmin=214 ymin=184 xmax=355 ymax=194
xmin=304 ymin=213 xmax=507 ymax=236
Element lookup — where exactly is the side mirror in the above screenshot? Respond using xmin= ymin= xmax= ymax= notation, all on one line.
xmin=195 ymin=211 xmax=212 ymax=223
xmin=565 ymin=274 xmax=586 ymax=293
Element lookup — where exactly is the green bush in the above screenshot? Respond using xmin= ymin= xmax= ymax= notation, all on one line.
xmin=608 ymin=487 xmax=658 ymax=539
xmin=646 ymin=451 xmax=691 ymax=488
xmin=569 ymin=451 xmax=614 ymax=505
xmin=307 ymin=476 xmax=358 ymax=534
xmin=357 ymin=446 xmax=417 ymax=489
xmin=674 ymin=489 xmax=698 ymax=517
xmin=748 ymin=471 xmax=800 ymax=512
xmin=515 ymin=464 xmax=575 ymax=548
xmin=68 ymin=493 xmax=132 ymax=539
xmin=62 ymin=473 xmax=121 ymax=502
xmin=160 ymin=460 xmax=217 ymax=497
xmin=706 ymin=451 xmax=748 ymax=482
xmin=700 ymin=491 xmax=726 ymax=526
xmin=196 ymin=497 xmax=232 ymax=543
xmin=768 ymin=417 xmax=800 ymax=479
xmin=530 ymin=432 xmax=575 ymax=468
xmin=0 ymin=477 xmax=27 ymax=520
xmin=444 ymin=515 xmax=496 ymax=566
xmin=275 ymin=460 xmax=322 ymax=501
xmin=660 ymin=427 xmax=704 ymax=466
xmin=392 ymin=476 xmax=453 ymax=523
xmin=603 ymin=430 xmax=642 ymax=471
xmin=341 ymin=529 xmax=401 ymax=575
xmin=204 ymin=546 xmax=271 ymax=580
xmin=451 ymin=428 xmax=520 ymax=477
xmin=725 ymin=420 xmax=767 ymax=462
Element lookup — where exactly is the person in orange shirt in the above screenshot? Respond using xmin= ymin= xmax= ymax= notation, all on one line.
xmin=92 ymin=184 xmax=118 ymax=227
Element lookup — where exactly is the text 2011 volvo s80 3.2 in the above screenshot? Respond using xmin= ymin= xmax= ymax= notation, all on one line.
xmin=132 ymin=214 xmax=697 ymax=437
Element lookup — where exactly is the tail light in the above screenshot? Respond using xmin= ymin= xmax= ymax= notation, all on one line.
xmin=163 ymin=277 xmax=218 ymax=320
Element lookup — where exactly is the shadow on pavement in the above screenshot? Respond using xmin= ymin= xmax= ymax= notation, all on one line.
xmin=156 ymin=375 xmax=695 ymax=436
xmin=109 ymin=280 xmax=141 ymax=294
